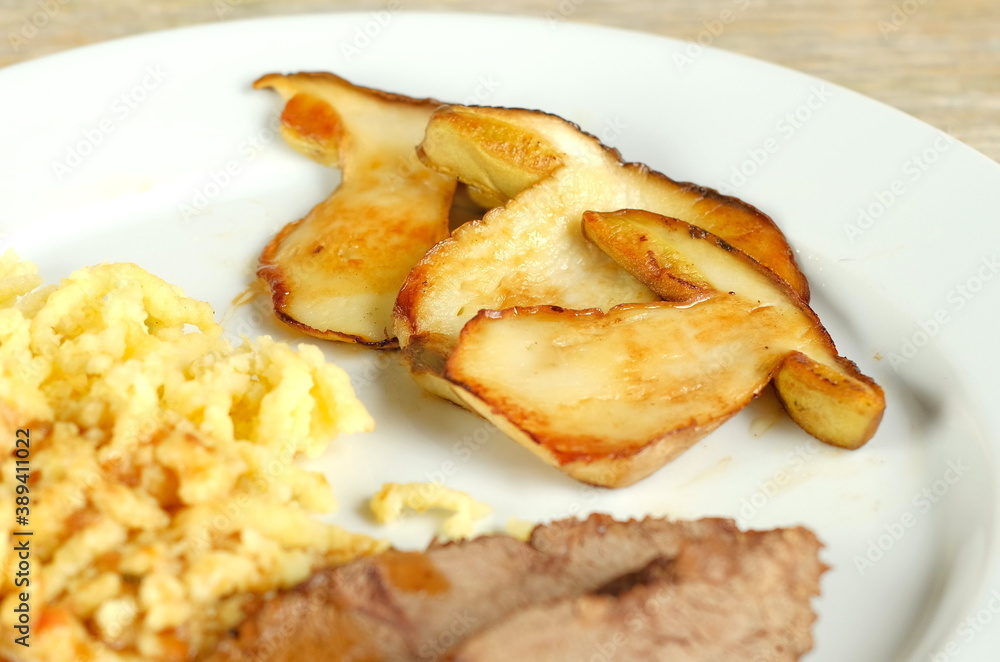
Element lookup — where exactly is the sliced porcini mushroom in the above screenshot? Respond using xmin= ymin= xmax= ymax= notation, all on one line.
xmin=442 ymin=210 xmax=882 ymax=487
xmin=395 ymin=105 xmax=808 ymax=394
xmin=255 ymin=72 xmax=456 ymax=347
xmin=581 ymin=209 xmax=884 ymax=452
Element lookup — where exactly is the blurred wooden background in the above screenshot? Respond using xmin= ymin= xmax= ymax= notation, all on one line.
xmin=2 ymin=0 xmax=997 ymax=162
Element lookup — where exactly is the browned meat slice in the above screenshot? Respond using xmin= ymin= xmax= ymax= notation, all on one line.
xmin=206 ymin=515 xmax=824 ymax=662
xmin=445 ymin=527 xmax=825 ymax=662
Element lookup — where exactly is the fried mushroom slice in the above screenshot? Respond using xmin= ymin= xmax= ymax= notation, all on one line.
xmin=582 ymin=209 xmax=884 ymax=451
xmin=255 ymin=72 xmax=456 ymax=347
xmin=442 ymin=210 xmax=882 ymax=487
xmin=395 ymin=105 xmax=808 ymax=393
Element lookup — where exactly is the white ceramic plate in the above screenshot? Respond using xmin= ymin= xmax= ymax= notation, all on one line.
xmin=2 ymin=12 xmax=999 ymax=661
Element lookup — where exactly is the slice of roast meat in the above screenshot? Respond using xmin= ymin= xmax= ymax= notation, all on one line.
xmin=206 ymin=514 xmax=825 ymax=662
xmin=444 ymin=527 xmax=825 ymax=662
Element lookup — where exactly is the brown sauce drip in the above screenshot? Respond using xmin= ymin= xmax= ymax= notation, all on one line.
xmin=378 ymin=550 xmax=449 ymax=595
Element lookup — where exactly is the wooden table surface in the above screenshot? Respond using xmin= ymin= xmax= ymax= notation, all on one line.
xmin=2 ymin=0 xmax=997 ymax=164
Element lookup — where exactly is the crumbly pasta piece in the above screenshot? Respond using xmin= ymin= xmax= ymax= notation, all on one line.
xmin=370 ymin=482 xmax=492 ymax=540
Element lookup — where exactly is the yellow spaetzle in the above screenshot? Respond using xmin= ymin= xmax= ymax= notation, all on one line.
xmin=0 ymin=251 xmax=384 ymax=662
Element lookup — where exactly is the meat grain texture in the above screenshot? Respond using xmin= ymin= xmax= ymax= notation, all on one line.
xmin=208 ymin=514 xmax=826 ymax=662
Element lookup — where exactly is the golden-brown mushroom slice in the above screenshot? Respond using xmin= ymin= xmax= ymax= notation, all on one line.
xmin=256 ymin=72 xmax=456 ymax=347
xmin=395 ymin=105 xmax=808 ymax=393
xmin=772 ymin=352 xmax=884 ymax=450
xmin=582 ymin=209 xmax=885 ymax=451
xmin=442 ymin=210 xmax=882 ymax=487
xmin=444 ymin=301 xmax=785 ymax=488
